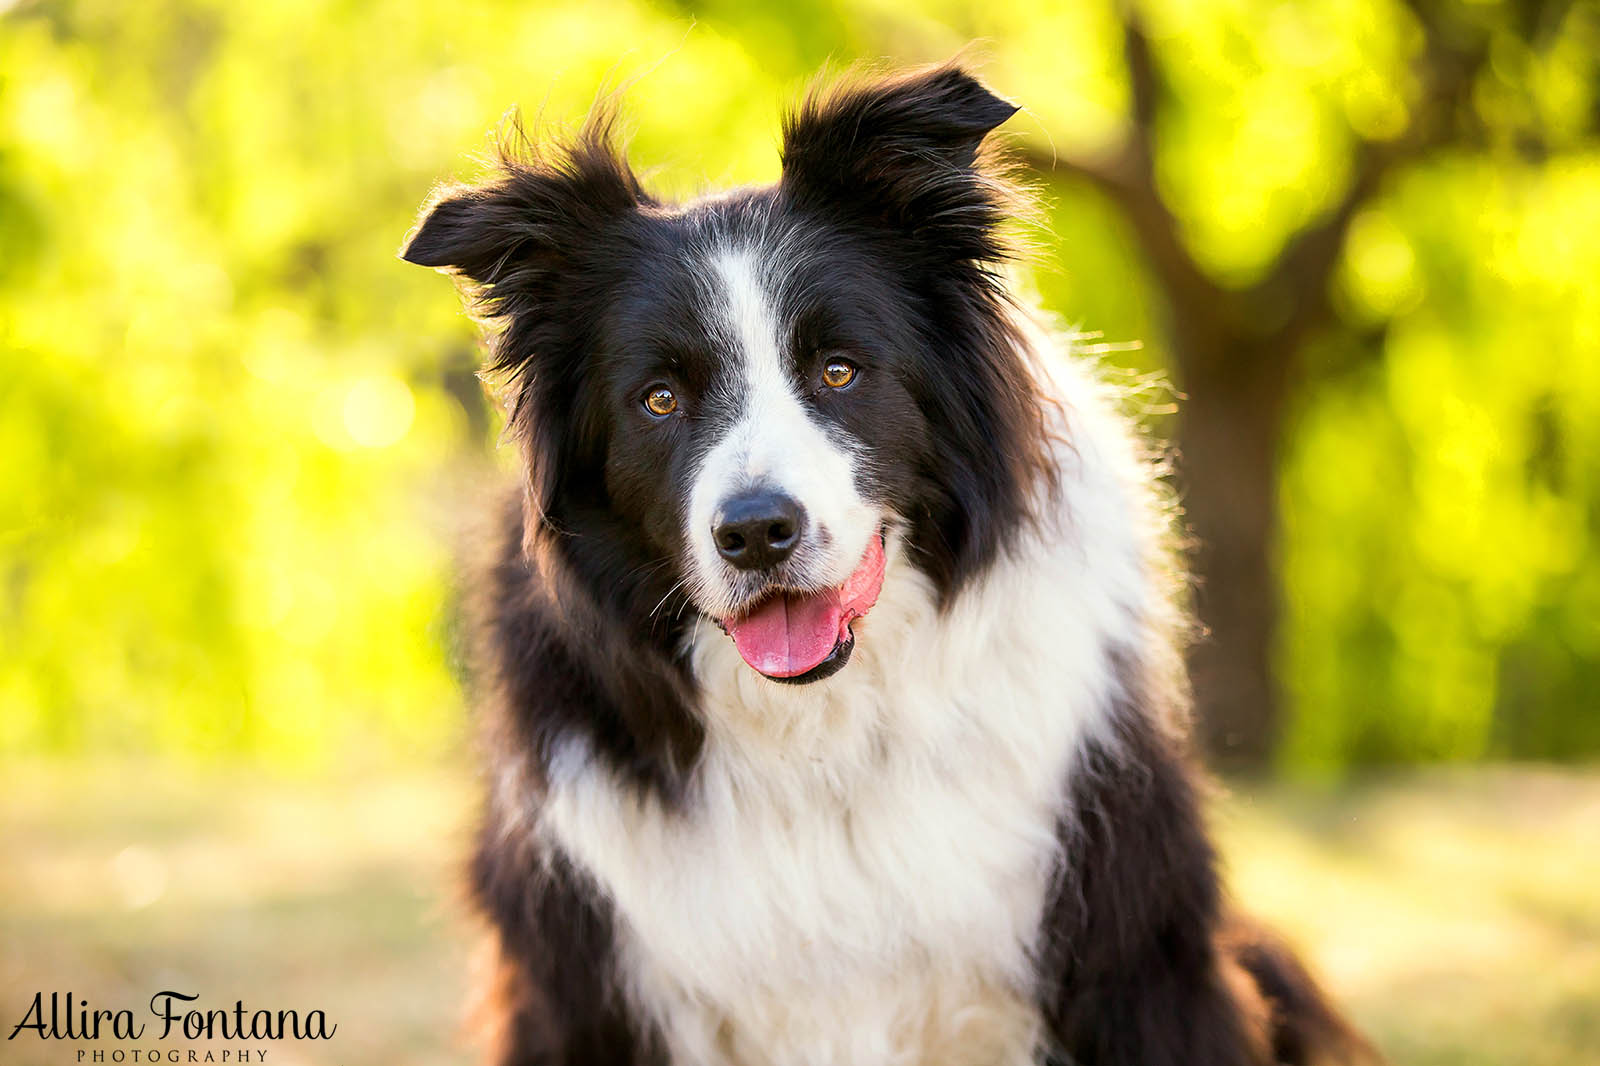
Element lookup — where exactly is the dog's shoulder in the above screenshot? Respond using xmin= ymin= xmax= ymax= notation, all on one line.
xmin=469 ymin=489 xmax=705 ymax=803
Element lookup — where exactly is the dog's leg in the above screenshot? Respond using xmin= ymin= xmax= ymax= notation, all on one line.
xmin=468 ymin=816 xmax=659 ymax=1066
xmin=1036 ymin=696 xmax=1378 ymax=1066
xmin=1036 ymin=709 xmax=1274 ymax=1066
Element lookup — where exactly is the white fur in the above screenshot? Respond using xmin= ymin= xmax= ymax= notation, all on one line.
xmin=684 ymin=247 xmax=882 ymax=619
xmin=538 ymin=312 xmax=1172 ymax=1065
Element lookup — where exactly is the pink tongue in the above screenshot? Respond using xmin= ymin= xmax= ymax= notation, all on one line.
xmin=724 ymin=535 xmax=886 ymax=678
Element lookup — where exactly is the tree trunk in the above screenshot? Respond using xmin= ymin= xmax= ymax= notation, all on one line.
xmin=1013 ymin=0 xmax=1491 ymax=772
xmin=1175 ymin=342 xmax=1290 ymax=773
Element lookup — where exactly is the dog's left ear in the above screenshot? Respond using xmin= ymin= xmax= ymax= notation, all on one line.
xmin=780 ymin=64 xmax=1018 ymax=256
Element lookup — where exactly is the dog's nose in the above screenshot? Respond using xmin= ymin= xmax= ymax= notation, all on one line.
xmin=713 ymin=489 xmax=804 ymax=571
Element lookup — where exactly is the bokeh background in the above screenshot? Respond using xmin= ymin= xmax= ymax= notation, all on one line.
xmin=2 ymin=0 xmax=1597 ymax=1063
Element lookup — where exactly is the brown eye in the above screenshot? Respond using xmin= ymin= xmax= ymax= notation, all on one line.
xmin=821 ymin=360 xmax=857 ymax=389
xmin=644 ymin=386 xmax=678 ymax=417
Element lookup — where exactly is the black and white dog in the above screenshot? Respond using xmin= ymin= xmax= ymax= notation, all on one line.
xmin=404 ymin=64 xmax=1371 ymax=1066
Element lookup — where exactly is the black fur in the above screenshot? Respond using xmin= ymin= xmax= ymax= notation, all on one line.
xmin=470 ymin=800 xmax=659 ymax=1063
xmin=404 ymin=63 xmax=1372 ymax=1066
xmin=1039 ymin=657 xmax=1272 ymax=1065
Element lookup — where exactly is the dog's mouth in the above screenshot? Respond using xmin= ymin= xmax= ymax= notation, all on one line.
xmin=718 ymin=532 xmax=886 ymax=684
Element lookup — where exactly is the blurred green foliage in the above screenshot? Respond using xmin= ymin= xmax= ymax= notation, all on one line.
xmin=2 ymin=0 xmax=1597 ymax=768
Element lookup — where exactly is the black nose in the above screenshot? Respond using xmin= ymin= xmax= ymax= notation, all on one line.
xmin=713 ymin=489 xmax=804 ymax=571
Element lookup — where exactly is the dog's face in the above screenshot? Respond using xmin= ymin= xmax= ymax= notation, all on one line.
xmin=405 ymin=66 xmax=1042 ymax=683
xmin=595 ymin=224 xmax=917 ymax=682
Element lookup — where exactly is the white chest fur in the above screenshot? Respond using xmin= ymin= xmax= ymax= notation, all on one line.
xmin=539 ymin=352 xmax=1163 ymax=1066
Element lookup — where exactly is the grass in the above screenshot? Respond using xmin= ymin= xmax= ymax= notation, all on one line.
xmin=2 ymin=761 xmax=1596 ymax=1064
xmin=1219 ymin=768 xmax=1600 ymax=1065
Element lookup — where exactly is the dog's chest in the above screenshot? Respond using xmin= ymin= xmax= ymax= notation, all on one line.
xmin=545 ymin=699 xmax=1062 ymax=1066
xmin=541 ymin=456 xmax=1145 ymax=1064
xmin=541 ymin=572 xmax=1119 ymax=1063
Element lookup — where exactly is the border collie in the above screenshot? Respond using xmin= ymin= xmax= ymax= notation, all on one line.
xmin=403 ymin=63 xmax=1373 ymax=1066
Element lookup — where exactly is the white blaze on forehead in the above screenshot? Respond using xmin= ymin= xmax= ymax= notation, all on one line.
xmin=685 ymin=246 xmax=879 ymax=611
xmin=709 ymin=248 xmax=799 ymax=483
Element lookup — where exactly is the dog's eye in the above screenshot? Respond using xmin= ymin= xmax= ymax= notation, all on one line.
xmin=644 ymin=386 xmax=678 ymax=417
xmin=821 ymin=360 xmax=857 ymax=389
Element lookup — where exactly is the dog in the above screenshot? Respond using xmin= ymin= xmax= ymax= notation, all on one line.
xmin=403 ymin=62 xmax=1374 ymax=1066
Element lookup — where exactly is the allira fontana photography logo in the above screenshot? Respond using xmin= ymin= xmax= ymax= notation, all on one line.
xmin=8 ymin=991 xmax=336 ymax=1063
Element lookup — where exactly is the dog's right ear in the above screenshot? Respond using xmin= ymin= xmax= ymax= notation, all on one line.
xmin=400 ymin=190 xmax=520 ymax=282
xmin=403 ymin=114 xmax=648 ymax=536
xmin=401 ymin=114 xmax=646 ymax=291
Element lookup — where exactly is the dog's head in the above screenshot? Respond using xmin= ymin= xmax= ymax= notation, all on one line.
xmin=405 ymin=65 xmax=1044 ymax=684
